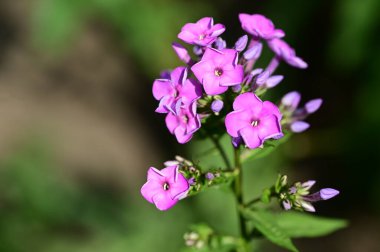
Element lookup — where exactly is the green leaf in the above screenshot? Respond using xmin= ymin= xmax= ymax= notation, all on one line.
xmin=274 ymin=212 xmax=348 ymax=238
xmin=241 ymin=209 xmax=299 ymax=252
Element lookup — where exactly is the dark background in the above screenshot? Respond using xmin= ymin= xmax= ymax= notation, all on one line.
xmin=0 ymin=0 xmax=379 ymax=251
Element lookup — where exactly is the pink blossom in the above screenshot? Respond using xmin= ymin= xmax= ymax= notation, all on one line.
xmin=141 ymin=165 xmax=189 ymax=211
xmin=238 ymin=14 xmax=284 ymax=40
xmin=165 ymin=101 xmax=200 ymax=144
xmin=178 ymin=17 xmax=225 ymax=46
xmin=225 ymin=93 xmax=283 ymax=149
xmin=191 ymin=48 xmax=244 ymax=95
xmin=153 ymin=67 xmax=202 ymax=114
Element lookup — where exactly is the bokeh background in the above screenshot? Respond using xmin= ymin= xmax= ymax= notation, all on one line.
xmin=0 ymin=0 xmax=379 ymax=251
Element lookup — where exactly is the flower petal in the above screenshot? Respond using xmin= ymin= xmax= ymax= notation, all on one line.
xmin=165 ymin=113 xmax=179 ymax=134
xmin=257 ymin=114 xmax=283 ymax=141
xmin=202 ymin=72 xmax=227 ymax=95
xmin=239 ymin=126 xmax=262 ymax=149
xmin=180 ymin=78 xmax=202 ymax=104
xmin=174 ymin=125 xmax=193 ymax=144
xmin=219 ymin=65 xmax=244 ymax=86
xmin=153 ymin=192 xmax=178 ymax=211
xmin=225 ymin=110 xmax=252 ymax=137
xmin=141 ymin=179 xmax=163 ymax=204
xmin=233 ymin=92 xmax=262 ymax=111
xmin=152 ymin=79 xmax=173 ymax=100
xmin=261 ymin=101 xmax=282 ymax=119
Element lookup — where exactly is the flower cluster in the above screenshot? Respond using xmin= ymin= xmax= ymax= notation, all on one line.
xmin=152 ymin=14 xmax=311 ymax=149
xmin=144 ymin=14 xmax=328 ymax=211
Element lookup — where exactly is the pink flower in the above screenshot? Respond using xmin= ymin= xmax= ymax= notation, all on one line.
xmin=153 ymin=67 xmax=202 ymax=114
xmin=239 ymin=13 xmax=285 ymax=40
xmin=191 ymin=48 xmax=244 ymax=95
xmin=141 ymin=165 xmax=189 ymax=211
xmin=225 ymin=93 xmax=283 ymax=149
xmin=268 ymin=38 xmax=308 ymax=69
xmin=165 ymin=101 xmax=200 ymax=144
xmin=178 ymin=17 xmax=225 ymax=46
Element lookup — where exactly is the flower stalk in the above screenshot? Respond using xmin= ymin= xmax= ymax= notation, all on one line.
xmin=233 ymin=147 xmax=249 ymax=240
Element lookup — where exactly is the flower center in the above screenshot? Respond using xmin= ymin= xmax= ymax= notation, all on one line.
xmin=214 ymin=68 xmax=223 ymax=77
xmin=251 ymin=120 xmax=259 ymax=127
xmin=182 ymin=115 xmax=189 ymax=123
xmin=198 ymin=34 xmax=206 ymax=40
xmin=163 ymin=182 xmax=170 ymax=191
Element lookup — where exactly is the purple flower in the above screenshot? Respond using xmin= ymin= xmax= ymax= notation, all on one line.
xmin=165 ymin=101 xmax=200 ymax=144
xmin=153 ymin=67 xmax=202 ymax=113
xmin=191 ymin=48 xmax=244 ymax=95
xmin=178 ymin=17 xmax=225 ymax=46
xmin=141 ymin=165 xmax=189 ymax=211
xmin=239 ymin=13 xmax=285 ymax=40
xmin=225 ymin=93 xmax=283 ymax=149
xmin=268 ymin=38 xmax=308 ymax=69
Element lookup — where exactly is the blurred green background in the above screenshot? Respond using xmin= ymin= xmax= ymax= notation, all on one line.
xmin=0 ymin=0 xmax=379 ymax=251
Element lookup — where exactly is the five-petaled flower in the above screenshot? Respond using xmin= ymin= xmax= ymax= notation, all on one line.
xmin=178 ymin=17 xmax=225 ymax=46
xmin=141 ymin=165 xmax=190 ymax=211
xmin=153 ymin=67 xmax=202 ymax=114
xmin=225 ymin=92 xmax=283 ymax=149
xmin=239 ymin=13 xmax=285 ymax=40
xmin=165 ymin=100 xmax=201 ymax=144
xmin=191 ymin=48 xmax=244 ymax=95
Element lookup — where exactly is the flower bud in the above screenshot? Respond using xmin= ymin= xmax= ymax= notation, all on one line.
xmin=164 ymin=160 xmax=180 ymax=166
xmin=320 ymin=188 xmax=340 ymax=200
xmin=232 ymin=136 xmax=242 ymax=148
xmin=282 ymin=200 xmax=292 ymax=211
xmin=290 ymin=121 xmax=310 ymax=133
xmin=231 ymin=84 xmax=242 ymax=93
xmin=256 ymin=70 xmax=270 ymax=86
xmin=211 ymin=100 xmax=224 ymax=113
xmin=305 ymin=98 xmax=323 ymax=114
xmin=281 ymin=91 xmax=301 ymax=110
xmin=265 ymin=75 xmax=284 ymax=88
xmin=234 ymin=35 xmax=248 ymax=52
xmin=301 ymin=201 xmax=316 ymax=212
xmin=214 ymin=37 xmax=226 ymax=50
xmin=205 ymin=172 xmax=215 ymax=181
xmin=243 ymin=42 xmax=263 ymax=60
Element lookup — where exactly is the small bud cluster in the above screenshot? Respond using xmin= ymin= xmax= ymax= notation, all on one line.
xmin=274 ymin=175 xmax=339 ymax=212
xmin=280 ymin=92 xmax=323 ymax=133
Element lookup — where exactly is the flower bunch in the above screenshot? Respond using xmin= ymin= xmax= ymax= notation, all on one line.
xmin=141 ymin=14 xmax=343 ymax=252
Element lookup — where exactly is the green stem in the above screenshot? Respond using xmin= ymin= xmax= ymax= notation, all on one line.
xmin=244 ymin=197 xmax=261 ymax=207
xmin=208 ymin=132 xmax=232 ymax=169
xmin=233 ymin=147 xmax=249 ymax=241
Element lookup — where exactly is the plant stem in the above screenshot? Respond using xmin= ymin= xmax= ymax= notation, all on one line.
xmin=233 ymin=147 xmax=249 ymax=241
xmin=244 ymin=197 xmax=261 ymax=207
xmin=208 ymin=133 xmax=232 ymax=169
